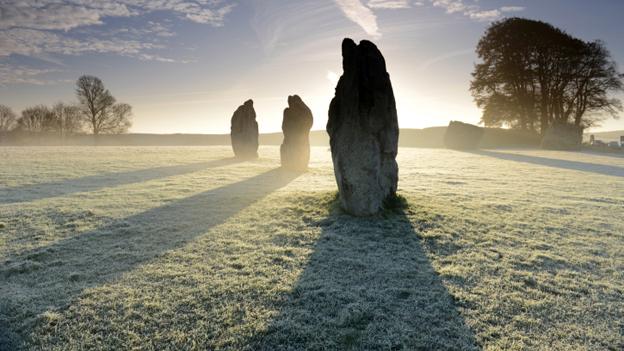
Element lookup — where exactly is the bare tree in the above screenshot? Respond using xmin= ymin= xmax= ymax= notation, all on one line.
xmin=76 ymin=75 xmax=132 ymax=135
xmin=107 ymin=103 xmax=133 ymax=134
xmin=18 ymin=105 xmax=55 ymax=132
xmin=51 ymin=103 xmax=83 ymax=137
xmin=0 ymin=105 xmax=17 ymax=132
xmin=570 ymin=41 xmax=624 ymax=128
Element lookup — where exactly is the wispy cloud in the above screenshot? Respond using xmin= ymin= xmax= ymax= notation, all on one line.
xmin=251 ymin=1 xmax=346 ymax=56
xmin=367 ymin=0 xmax=411 ymax=9
xmin=0 ymin=63 xmax=66 ymax=86
xmin=430 ymin=0 xmax=525 ymax=22
xmin=0 ymin=28 xmax=169 ymax=60
xmin=333 ymin=0 xmax=413 ymax=38
xmin=468 ymin=9 xmax=500 ymax=21
xmin=0 ymin=0 xmax=235 ymax=85
xmin=418 ymin=48 xmax=473 ymax=71
xmin=501 ymin=6 xmax=525 ymax=13
xmin=0 ymin=2 xmax=133 ymax=31
xmin=334 ymin=0 xmax=380 ymax=38
xmin=0 ymin=1 xmax=234 ymax=31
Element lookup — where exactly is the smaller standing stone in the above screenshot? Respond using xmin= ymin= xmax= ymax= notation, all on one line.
xmin=541 ymin=123 xmax=583 ymax=150
xmin=230 ymin=99 xmax=259 ymax=159
xmin=280 ymin=95 xmax=313 ymax=171
xmin=444 ymin=121 xmax=484 ymax=150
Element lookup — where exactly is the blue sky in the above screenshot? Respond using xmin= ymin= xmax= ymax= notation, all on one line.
xmin=1 ymin=0 xmax=623 ymax=133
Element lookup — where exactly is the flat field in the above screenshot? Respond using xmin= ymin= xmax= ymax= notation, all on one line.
xmin=0 ymin=146 xmax=623 ymax=350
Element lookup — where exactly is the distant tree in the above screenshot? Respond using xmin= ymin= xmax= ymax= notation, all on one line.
xmin=107 ymin=103 xmax=133 ymax=134
xmin=471 ymin=18 xmax=624 ymax=134
xmin=50 ymin=103 xmax=83 ymax=137
xmin=0 ymin=105 xmax=17 ymax=132
xmin=75 ymin=75 xmax=132 ymax=135
xmin=569 ymin=41 xmax=624 ymax=128
xmin=18 ymin=105 xmax=55 ymax=132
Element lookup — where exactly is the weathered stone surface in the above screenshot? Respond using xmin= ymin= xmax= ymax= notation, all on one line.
xmin=327 ymin=38 xmax=399 ymax=216
xmin=230 ymin=99 xmax=259 ymax=159
xmin=280 ymin=95 xmax=313 ymax=170
xmin=444 ymin=121 xmax=484 ymax=150
xmin=541 ymin=123 xmax=583 ymax=150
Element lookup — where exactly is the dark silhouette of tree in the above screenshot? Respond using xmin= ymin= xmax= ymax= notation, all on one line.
xmin=51 ymin=103 xmax=84 ymax=137
xmin=570 ymin=41 xmax=624 ymax=127
xmin=76 ymin=75 xmax=132 ymax=135
xmin=108 ymin=103 xmax=133 ymax=134
xmin=17 ymin=105 xmax=55 ymax=132
xmin=0 ymin=105 xmax=17 ymax=132
xmin=471 ymin=18 xmax=623 ymax=134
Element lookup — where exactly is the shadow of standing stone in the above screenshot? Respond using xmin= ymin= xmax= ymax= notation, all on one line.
xmin=247 ymin=196 xmax=480 ymax=350
xmin=231 ymin=99 xmax=259 ymax=159
xmin=281 ymin=95 xmax=313 ymax=171
xmin=327 ymin=38 xmax=399 ymax=216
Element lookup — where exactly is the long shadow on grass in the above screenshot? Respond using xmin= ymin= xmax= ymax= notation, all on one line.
xmin=0 ymin=167 xmax=301 ymax=350
xmin=249 ymin=197 xmax=480 ymax=350
xmin=581 ymin=150 xmax=624 ymax=159
xmin=473 ymin=150 xmax=624 ymax=178
xmin=0 ymin=157 xmax=240 ymax=204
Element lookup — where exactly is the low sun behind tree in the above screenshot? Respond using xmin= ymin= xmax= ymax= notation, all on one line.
xmin=471 ymin=17 xmax=624 ymax=134
xmin=76 ymin=75 xmax=132 ymax=135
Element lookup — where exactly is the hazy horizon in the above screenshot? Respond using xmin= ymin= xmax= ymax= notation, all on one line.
xmin=2 ymin=0 xmax=624 ymax=134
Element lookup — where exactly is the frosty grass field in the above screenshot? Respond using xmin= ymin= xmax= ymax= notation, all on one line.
xmin=0 ymin=146 xmax=623 ymax=350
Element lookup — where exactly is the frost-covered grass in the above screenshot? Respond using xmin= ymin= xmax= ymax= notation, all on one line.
xmin=0 ymin=146 xmax=622 ymax=350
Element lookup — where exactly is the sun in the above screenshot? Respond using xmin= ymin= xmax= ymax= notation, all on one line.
xmin=326 ymin=70 xmax=339 ymax=85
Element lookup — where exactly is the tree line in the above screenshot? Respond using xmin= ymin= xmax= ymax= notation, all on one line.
xmin=0 ymin=75 xmax=132 ymax=137
xmin=471 ymin=18 xmax=623 ymax=134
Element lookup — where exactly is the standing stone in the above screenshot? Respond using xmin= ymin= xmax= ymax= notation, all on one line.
xmin=327 ymin=38 xmax=399 ymax=216
xmin=541 ymin=123 xmax=583 ymax=150
xmin=444 ymin=121 xmax=484 ymax=150
xmin=230 ymin=99 xmax=259 ymax=159
xmin=280 ymin=95 xmax=313 ymax=171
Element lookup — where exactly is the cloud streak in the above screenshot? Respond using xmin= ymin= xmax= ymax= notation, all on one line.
xmin=0 ymin=28 xmax=171 ymax=60
xmin=334 ymin=0 xmax=380 ymax=38
xmin=0 ymin=0 xmax=236 ymax=85
xmin=0 ymin=1 xmax=234 ymax=31
xmin=431 ymin=0 xmax=525 ymax=22
xmin=334 ymin=0 xmax=518 ymax=40
xmin=367 ymin=0 xmax=411 ymax=9
xmin=0 ymin=63 xmax=66 ymax=86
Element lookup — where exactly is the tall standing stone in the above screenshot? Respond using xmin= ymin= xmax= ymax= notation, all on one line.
xmin=327 ymin=38 xmax=399 ymax=216
xmin=281 ymin=95 xmax=313 ymax=171
xmin=230 ymin=99 xmax=259 ymax=159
